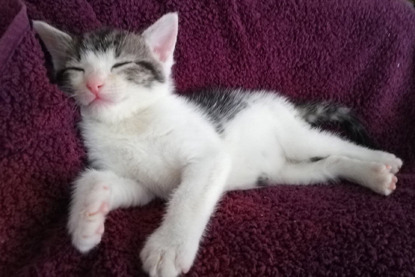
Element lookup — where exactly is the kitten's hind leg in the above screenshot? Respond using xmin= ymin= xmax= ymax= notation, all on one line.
xmin=269 ymin=156 xmax=397 ymax=196
xmin=281 ymin=122 xmax=402 ymax=173
xmin=68 ymin=169 xmax=154 ymax=253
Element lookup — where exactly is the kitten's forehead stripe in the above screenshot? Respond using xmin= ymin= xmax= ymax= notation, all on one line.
xmin=79 ymin=29 xmax=128 ymax=55
xmin=74 ymin=28 xmax=155 ymax=64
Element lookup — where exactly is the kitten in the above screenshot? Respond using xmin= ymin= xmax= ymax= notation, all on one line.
xmin=33 ymin=13 xmax=402 ymax=277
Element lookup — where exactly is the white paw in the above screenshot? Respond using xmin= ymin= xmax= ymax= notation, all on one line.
xmin=362 ymin=163 xmax=398 ymax=196
xmin=375 ymin=151 xmax=403 ymax=174
xmin=140 ymin=229 xmax=198 ymax=277
xmin=68 ymin=183 xmax=111 ymax=253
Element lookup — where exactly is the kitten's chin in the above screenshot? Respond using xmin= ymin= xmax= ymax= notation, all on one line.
xmin=86 ymin=97 xmax=115 ymax=108
xmin=81 ymin=102 xmax=125 ymax=123
xmin=80 ymin=97 xmax=146 ymax=123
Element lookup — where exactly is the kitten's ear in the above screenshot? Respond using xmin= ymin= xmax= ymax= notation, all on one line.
xmin=33 ymin=20 xmax=73 ymax=71
xmin=142 ymin=13 xmax=178 ymax=64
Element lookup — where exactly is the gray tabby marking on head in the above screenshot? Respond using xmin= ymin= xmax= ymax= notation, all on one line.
xmin=77 ymin=28 xmax=127 ymax=57
xmin=55 ymin=28 xmax=165 ymax=91
xmin=185 ymin=88 xmax=248 ymax=133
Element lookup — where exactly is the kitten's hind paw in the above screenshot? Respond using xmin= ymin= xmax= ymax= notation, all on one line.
xmin=376 ymin=152 xmax=403 ymax=174
xmin=364 ymin=163 xmax=398 ymax=196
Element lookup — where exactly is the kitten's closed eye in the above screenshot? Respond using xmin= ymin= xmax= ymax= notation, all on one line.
xmin=112 ymin=61 xmax=163 ymax=83
xmin=112 ymin=62 xmax=133 ymax=69
xmin=112 ymin=61 xmax=156 ymax=72
xmin=62 ymin=67 xmax=84 ymax=73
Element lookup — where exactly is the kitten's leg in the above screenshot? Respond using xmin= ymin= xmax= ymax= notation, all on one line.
xmin=281 ymin=122 xmax=402 ymax=173
xmin=140 ymin=150 xmax=230 ymax=277
xmin=68 ymin=169 xmax=154 ymax=253
xmin=271 ymin=156 xmax=397 ymax=196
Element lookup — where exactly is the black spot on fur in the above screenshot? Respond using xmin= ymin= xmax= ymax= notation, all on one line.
xmin=256 ymin=175 xmax=270 ymax=187
xmin=185 ymin=89 xmax=248 ymax=133
xmin=310 ymin=156 xmax=326 ymax=162
xmin=296 ymin=101 xmax=376 ymax=148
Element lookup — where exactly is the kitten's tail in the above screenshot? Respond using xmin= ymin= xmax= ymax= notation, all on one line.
xmin=296 ymin=101 xmax=376 ymax=148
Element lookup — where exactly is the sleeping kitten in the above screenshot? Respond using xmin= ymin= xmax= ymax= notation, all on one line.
xmin=33 ymin=13 xmax=402 ymax=277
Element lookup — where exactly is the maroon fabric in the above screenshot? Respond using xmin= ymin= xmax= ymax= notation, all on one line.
xmin=1 ymin=0 xmax=415 ymax=275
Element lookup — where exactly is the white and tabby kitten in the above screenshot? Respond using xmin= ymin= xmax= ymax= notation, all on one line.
xmin=34 ymin=13 xmax=402 ymax=277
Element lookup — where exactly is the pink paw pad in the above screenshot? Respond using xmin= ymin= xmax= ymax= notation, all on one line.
xmin=96 ymin=222 xmax=105 ymax=235
xmin=87 ymin=202 xmax=109 ymax=217
xmin=182 ymin=267 xmax=190 ymax=274
xmin=376 ymin=165 xmax=389 ymax=172
xmin=389 ymin=176 xmax=398 ymax=190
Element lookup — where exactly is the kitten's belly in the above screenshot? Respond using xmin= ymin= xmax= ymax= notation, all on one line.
xmin=87 ymin=135 xmax=182 ymax=198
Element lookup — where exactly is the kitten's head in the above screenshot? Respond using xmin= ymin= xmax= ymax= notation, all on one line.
xmin=33 ymin=13 xmax=178 ymax=121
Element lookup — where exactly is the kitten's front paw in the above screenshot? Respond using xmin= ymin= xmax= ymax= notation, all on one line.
xmin=68 ymin=183 xmax=111 ymax=253
xmin=140 ymin=229 xmax=198 ymax=277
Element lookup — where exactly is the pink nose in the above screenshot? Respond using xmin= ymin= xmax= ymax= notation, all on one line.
xmin=86 ymin=80 xmax=104 ymax=96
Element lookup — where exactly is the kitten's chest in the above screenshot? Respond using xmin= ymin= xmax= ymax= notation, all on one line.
xmin=81 ymin=118 xmax=182 ymax=194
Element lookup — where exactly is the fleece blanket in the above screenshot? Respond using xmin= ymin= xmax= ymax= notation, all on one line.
xmin=1 ymin=0 xmax=415 ymax=275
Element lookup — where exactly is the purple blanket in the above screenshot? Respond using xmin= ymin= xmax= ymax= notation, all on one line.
xmin=1 ymin=0 xmax=415 ymax=275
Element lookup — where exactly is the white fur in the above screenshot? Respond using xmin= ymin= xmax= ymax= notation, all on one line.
xmin=35 ymin=13 xmax=403 ymax=277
